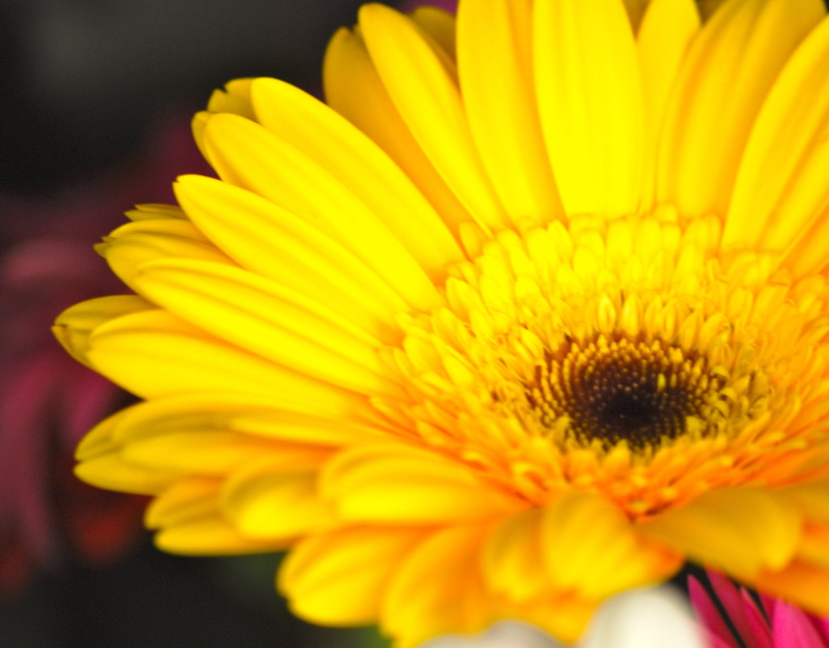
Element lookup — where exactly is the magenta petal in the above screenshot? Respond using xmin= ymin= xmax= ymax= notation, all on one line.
xmin=740 ymin=589 xmax=774 ymax=648
xmin=690 ymin=576 xmax=741 ymax=648
xmin=816 ymin=618 xmax=829 ymax=645
xmin=772 ymin=602 xmax=829 ymax=648
xmin=707 ymin=570 xmax=761 ymax=645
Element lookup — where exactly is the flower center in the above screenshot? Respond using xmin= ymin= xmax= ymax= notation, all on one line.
xmin=524 ymin=335 xmax=722 ymax=451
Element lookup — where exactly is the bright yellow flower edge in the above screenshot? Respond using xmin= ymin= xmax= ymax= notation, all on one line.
xmin=55 ymin=0 xmax=829 ymax=645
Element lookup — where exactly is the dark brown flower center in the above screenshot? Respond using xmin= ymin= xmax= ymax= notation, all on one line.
xmin=525 ymin=334 xmax=721 ymax=451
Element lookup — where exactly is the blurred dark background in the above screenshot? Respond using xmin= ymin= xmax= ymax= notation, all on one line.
xmin=0 ymin=1 xmax=401 ymax=647
xmin=0 ymin=0 xmax=368 ymax=196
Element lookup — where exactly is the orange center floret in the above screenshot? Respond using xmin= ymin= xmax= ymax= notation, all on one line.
xmin=525 ymin=335 xmax=725 ymax=451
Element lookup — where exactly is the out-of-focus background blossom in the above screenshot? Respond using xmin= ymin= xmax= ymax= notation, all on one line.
xmin=0 ymin=115 xmax=205 ymax=599
xmin=691 ymin=570 xmax=829 ymax=648
xmin=421 ymin=588 xmax=708 ymax=648
xmin=0 ymin=1 xmax=413 ymax=646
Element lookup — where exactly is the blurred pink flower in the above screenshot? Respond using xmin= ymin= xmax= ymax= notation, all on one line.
xmin=0 ymin=113 xmax=211 ymax=595
xmin=690 ymin=570 xmax=829 ymax=648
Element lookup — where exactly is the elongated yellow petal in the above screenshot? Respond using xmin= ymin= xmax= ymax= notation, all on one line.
xmin=75 ymin=452 xmax=177 ymax=494
xmin=74 ymin=408 xmax=124 ymax=461
xmin=542 ymin=491 xmax=681 ymax=598
xmin=639 ymin=488 xmax=801 ymax=577
xmin=54 ymin=294 xmax=153 ymax=366
xmin=358 ymin=3 xmax=508 ymax=232
xmin=145 ymin=477 xmax=223 ymax=528
xmin=457 ymin=0 xmax=564 ymax=227
xmin=534 ymin=0 xmax=644 ymax=218
xmin=106 ymin=394 xmax=386 ymax=453
xmin=725 ymin=14 xmax=829 ymax=255
xmin=121 ymin=431 xmax=316 ymax=475
xmin=201 ymin=112 xmax=443 ymax=312
xmin=321 ymin=445 xmax=524 ymax=524
xmin=85 ymin=308 xmax=359 ymax=406
xmin=782 ymin=479 xmax=829 ymax=523
xmin=154 ymin=516 xmax=286 ymax=555
xmin=323 ymin=27 xmax=473 ymax=234
xmin=657 ymin=0 xmax=824 ymax=219
xmin=174 ymin=175 xmax=405 ymax=342
xmin=410 ymin=7 xmax=456 ymax=61
xmin=125 ymin=203 xmax=187 ymax=222
xmin=785 ymin=205 xmax=829 ymax=278
xmin=134 ymin=259 xmax=402 ymax=397
xmin=222 ymin=461 xmax=337 ymax=539
xmin=754 ymin=559 xmax=829 ymax=617
xmin=206 ymin=78 xmax=255 ymax=119
xmin=637 ymin=0 xmax=700 ymax=208
xmin=382 ymin=526 xmax=492 ymax=647
xmin=482 ymin=508 xmax=549 ymax=602
xmin=279 ymin=526 xmax=426 ymax=626
xmin=250 ymin=77 xmax=464 ymax=279
xmin=100 ymin=217 xmax=236 ymax=292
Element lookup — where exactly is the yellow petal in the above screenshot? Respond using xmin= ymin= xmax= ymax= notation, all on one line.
xmin=206 ymin=78 xmax=255 ymax=119
xmin=134 ymin=258 xmax=402 ymax=397
xmin=358 ymin=3 xmax=508 ymax=232
xmin=250 ymin=77 xmax=464 ymax=280
xmin=785 ymin=204 xmax=829 ymax=278
xmin=74 ymin=408 xmax=123 ymax=461
xmin=323 ymin=27 xmax=472 ymax=233
xmin=482 ymin=508 xmax=549 ymax=602
xmin=657 ymin=0 xmax=824 ymax=219
xmin=410 ymin=6 xmax=456 ymax=61
xmin=796 ymin=523 xmax=829 ymax=571
xmin=534 ymin=0 xmax=644 ymax=217
xmin=174 ymin=174 xmax=405 ymax=343
xmin=782 ymin=479 xmax=829 ymax=523
xmin=321 ymin=445 xmax=524 ymax=524
xmin=85 ymin=308 xmax=359 ymax=405
xmin=125 ymin=203 xmax=187 ymax=222
xmin=542 ymin=491 xmax=681 ymax=598
xmin=145 ymin=477 xmax=222 ymax=528
xmin=105 ymin=393 xmax=386 ymax=450
xmin=510 ymin=597 xmax=597 ymax=646
xmin=725 ymin=14 xmax=829 ymax=256
xmin=75 ymin=452 xmax=177 ymax=494
xmin=279 ymin=526 xmax=426 ymax=626
xmin=638 ymin=488 xmax=801 ymax=577
xmin=457 ymin=0 xmax=564 ymax=226
xmin=221 ymin=461 xmax=337 ymax=539
xmin=100 ymin=217 xmax=235 ymax=292
xmin=201 ymin=112 xmax=443 ymax=313
xmin=121 ymin=430 xmax=314 ymax=475
xmin=154 ymin=515 xmax=286 ymax=555
xmin=754 ymin=559 xmax=829 ymax=617
xmin=382 ymin=525 xmax=493 ymax=647
xmin=636 ymin=0 xmax=701 ymax=209
xmin=53 ymin=294 xmax=154 ymax=367
xmin=191 ymin=111 xmax=209 ymax=160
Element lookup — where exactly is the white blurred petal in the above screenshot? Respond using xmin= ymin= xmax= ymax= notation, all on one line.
xmin=418 ymin=587 xmax=707 ymax=648
xmin=420 ymin=621 xmax=563 ymax=648
xmin=582 ymin=586 xmax=708 ymax=648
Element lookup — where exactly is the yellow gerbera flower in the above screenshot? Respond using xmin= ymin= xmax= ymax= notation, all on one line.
xmin=55 ymin=0 xmax=829 ymax=645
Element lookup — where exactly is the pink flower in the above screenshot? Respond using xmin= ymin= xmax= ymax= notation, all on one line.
xmin=690 ymin=571 xmax=829 ymax=648
xmin=0 ymin=114 xmax=210 ymax=595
